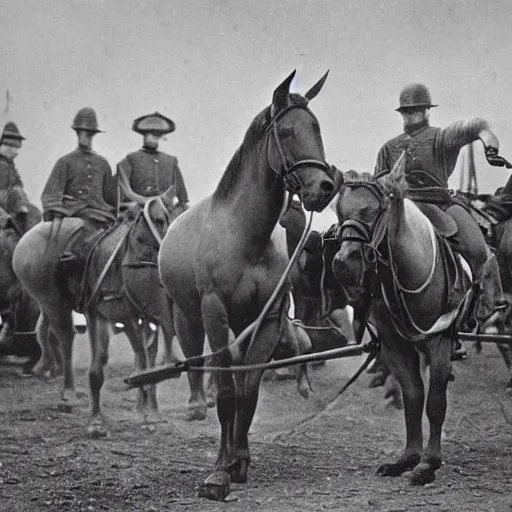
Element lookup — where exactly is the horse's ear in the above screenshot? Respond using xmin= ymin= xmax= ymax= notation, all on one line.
xmin=272 ymin=70 xmax=296 ymax=115
xmin=387 ymin=151 xmax=407 ymax=192
xmin=304 ymin=70 xmax=329 ymax=102
xmin=161 ymin=185 xmax=177 ymax=209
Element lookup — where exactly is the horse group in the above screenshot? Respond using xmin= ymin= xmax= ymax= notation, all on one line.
xmin=4 ymin=71 xmax=512 ymax=497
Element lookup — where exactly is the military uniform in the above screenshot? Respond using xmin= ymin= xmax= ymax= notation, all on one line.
xmin=0 ymin=123 xmax=31 ymax=217
xmin=117 ymin=112 xmax=189 ymax=206
xmin=41 ymin=107 xmax=116 ymax=225
xmin=41 ymin=146 xmax=116 ymax=224
xmin=375 ymin=84 xmax=504 ymax=324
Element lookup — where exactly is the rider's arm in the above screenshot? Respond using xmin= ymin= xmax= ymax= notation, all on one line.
xmin=173 ymin=157 xmax=189 ymax=207
xmin=117 ymin=160 xmax=153 ymax=205
xmin=41 ymin=156 xmax=69 ymax=217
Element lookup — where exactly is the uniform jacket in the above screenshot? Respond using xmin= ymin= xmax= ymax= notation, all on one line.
xmin=117 ymin=147 xmax=189 ymax=205
xmin=375 ymin=118 xmax=489 ymax=187
xmin=41 ymin=147 xmax=116 ymax=223
xmin=0 ymin=155 xmax=30 ymax=214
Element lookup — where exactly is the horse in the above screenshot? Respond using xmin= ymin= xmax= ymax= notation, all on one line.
xmin=332 ymin=154 xmax=471 ymax=485
xmin=0 ymin=203 xmax=43 ymax=375
xmin=13 ymin=185 xmax=181 ymax=438
xmin=279 ymin=200 xmax=349 ymax=353
xmin=158 ymin=70 xmax=342 ymax=492
xmin=485 ymin=216 xmax=512 ymax=391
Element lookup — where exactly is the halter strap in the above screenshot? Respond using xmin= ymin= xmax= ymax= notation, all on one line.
xmin=265 ymin=105 xmax=332 ymax=190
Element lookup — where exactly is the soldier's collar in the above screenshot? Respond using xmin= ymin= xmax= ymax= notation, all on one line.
xmin=77 ymin=145 xmax=94 ymax=154
xmin=404 ymin=119 xmax=430 ymax=136
xmin=142 ymin=145 xmax=159 ymax=154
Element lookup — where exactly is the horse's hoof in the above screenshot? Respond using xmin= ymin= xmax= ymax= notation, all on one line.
xmin=409 ymin=464 xmax=437 ymax=486
xmin=377 ymin=456 xmax=420 ymax=477
xmin=228 ymin=460 xmax=248 ymax=484
xmin=197 ymin=471 xmax=230 ymax=501
xmin=186 ymin=405 xmax=207 ymax=421
xmin=206 ymin=397 xmax=216 ymax=408
xmin=58 ymin=391 xmax=81 ymax=413
xmin=141 ymin=422 xmax=157 ymax=433
xmin=86 ymin=419 xmax=109 ymax=439
xmin=368 ymin=374 xmax=387 ymax=388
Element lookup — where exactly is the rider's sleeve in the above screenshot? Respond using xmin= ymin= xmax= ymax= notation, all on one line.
xmin=173 ymin=158 xmax=189 ymax=204
xmin=438 ymin=118 xmax=490 ymax=172
xmin=374 ymin=143 xmax=390 ymax=176
xmin=4 ymin=165 xmax=30 ymax=213
xmin=41 ymin=156 xmax=68 ymax=214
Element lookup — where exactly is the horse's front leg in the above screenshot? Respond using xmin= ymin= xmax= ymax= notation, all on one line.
xmin=200 ymin=293 xmax=234 ymax=472
xmin=231 ymin=304 xmax=292 ymax=484
xmin=174 ymin=305 xmax=207 ymax=421
xmin=409 ymin=335 xmax=452 ymax=485
xmin=141 ymin=319 xmax=159 ymax=414
xmin=377 ymin=335 xmax=424 ymax=477
xmin=85 ymin=311 xmax=110 ymax=438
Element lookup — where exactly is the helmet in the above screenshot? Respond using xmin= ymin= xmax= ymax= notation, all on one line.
xmin=396 ymin=83 xmax=438 ymax=111
xmin=0 ymin=122 xmax=25 ymax=148
xmin=132 ymin=112 xmax=175 ymax=135
xmin=71 ymin=107 xmax=103 ymax=133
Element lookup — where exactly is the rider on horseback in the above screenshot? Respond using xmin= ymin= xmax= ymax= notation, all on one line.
xmin=41 ymin=107 xmax=117 ymax=274
xmin=116 ymin=112 xmax=189 ymax=213
xmin=0 ymin=122 xmax=32 ymax=233
xmin=374 ymin=83 xmax=507 ymax=331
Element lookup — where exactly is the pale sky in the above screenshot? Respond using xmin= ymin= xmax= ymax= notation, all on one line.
xmin=2 ymin=0 xmax=512 ymax=229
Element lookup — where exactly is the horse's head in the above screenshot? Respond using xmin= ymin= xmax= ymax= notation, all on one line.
xmin=332 ymin=157 xmax=408 ymax=302
xmin=331 ymin=175 xmax=388 ymax=303
xmin=131 ymin=185 xmax=182 ymax=251
xmin=266 ymin=70 xmax=342 ymax=212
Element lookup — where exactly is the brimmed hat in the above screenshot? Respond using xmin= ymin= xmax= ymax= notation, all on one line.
xmin=0 ymin=122 xmax=25 ymax=148
xmin=71 ymin=107 xmax=104 ymax=133
xmin=396 ymin=83 xmax=438 ymax=112
xmin=132 ymin=112 xmax=176 ymax=135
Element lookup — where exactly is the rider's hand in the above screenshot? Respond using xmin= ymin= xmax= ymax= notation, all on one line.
xmin=479 ymin=129 xmax=500 ymax=153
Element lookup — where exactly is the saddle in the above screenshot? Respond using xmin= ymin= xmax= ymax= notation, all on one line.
xmin=413 ymin=202 xmax=458 ymax=238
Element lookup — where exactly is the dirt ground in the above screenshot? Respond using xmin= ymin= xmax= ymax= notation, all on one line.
xmin=1 ymin=332 xmax=511 ymax=512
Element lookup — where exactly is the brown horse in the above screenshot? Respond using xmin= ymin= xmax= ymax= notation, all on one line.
xmin=13 ymin=186 xmax=180 ymax=437
xmin=158 ymin=71 xmax=341 ymax=491
xmin=332 ymin=154 xmax=471 ymax=485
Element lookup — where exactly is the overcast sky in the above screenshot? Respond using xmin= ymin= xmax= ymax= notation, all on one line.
xmin=2 ymin=0 xmax=512 ymax=229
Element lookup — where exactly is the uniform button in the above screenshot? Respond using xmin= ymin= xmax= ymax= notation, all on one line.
xmin=88 ymin=175 xmax=92 ymax=178
xmin=87 ymin=164 xmax=91 ymax=168
xmin=154 ymin=159 xmax=159 ymax=163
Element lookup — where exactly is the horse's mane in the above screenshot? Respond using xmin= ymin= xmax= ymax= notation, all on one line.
xmin=214 ymin=94 xmax=309 ymax=200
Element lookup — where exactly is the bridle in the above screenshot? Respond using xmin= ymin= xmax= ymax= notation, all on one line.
xmin=142 ymin=195 xmax=171 ymax=246
xmin=265 ymin=105 xmax=334 ymax=193
xmin=338 ymin=181 xmax=388 ymax=277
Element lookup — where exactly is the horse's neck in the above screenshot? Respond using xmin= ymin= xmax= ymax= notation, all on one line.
xmin=387 ymin=198 xmax=435 ymax=287
xmin=216 ymin=140 xmax=286 ymax=248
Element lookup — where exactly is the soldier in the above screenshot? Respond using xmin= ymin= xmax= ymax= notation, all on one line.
xmin=42 ymin=107 xmax=116 ymax=224
xmin=0 ymin=122 xmax=32 ymax=232
xmin=117 ymin=112 xmax=189 ymax=212
xmin=374 ymin=83 xmax=506 ymax=331
xmin=41 ymin=107 xmax=116 ymax=272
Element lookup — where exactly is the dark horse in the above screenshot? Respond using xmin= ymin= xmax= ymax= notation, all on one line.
xmin=0 ymin=204 xmax=43 ymax=374
xmin=486 ymin=216 xmax=512 ymax=391
xmin=332 ymin=154 xmax=471 ymax=485
xmin=13 ymin=186 xmax=181 ymax=437
xmin=158 ymin=71 xmax=342 ymax=491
